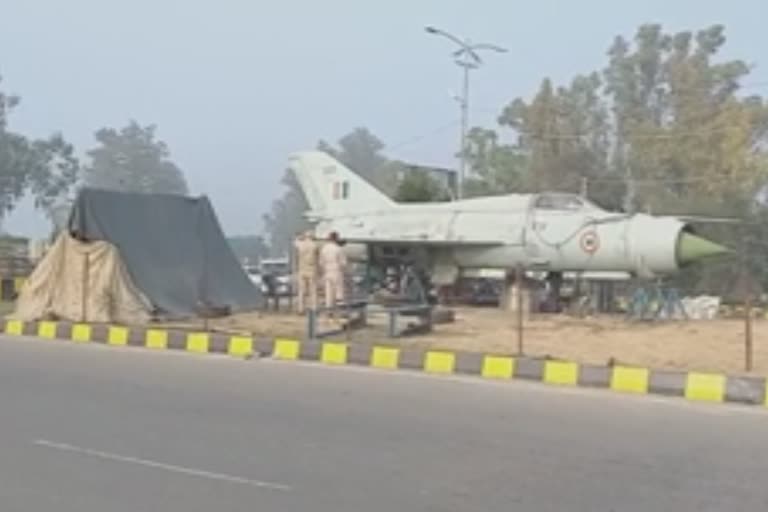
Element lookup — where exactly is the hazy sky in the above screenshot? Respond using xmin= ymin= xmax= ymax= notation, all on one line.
xmin=2 ymin=0 xmax=766 ymax=237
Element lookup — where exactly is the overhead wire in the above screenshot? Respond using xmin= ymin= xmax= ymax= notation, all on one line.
xmin=362 ymin=118 xmax=460 ymax=180
xmin=585 ymin=174 xmax=748 ymax=185
xmin=386 ymin=119 xmax=460 ymax=153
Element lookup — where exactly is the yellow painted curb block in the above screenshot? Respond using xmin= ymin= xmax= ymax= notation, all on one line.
xmin=228 ymin=336 xmax=253 ymax=357
xmin=107 ymin=326 xmax=129 ymax=346
xmin=145 ymin=329 xmax=168 ymax=350
xmin=481 ymin=355 xmax=515 ymax=379
xmin=371 ymin=346 xmax=399 ymax=370
xmin=71 ymin=324 xmax=92 ymax=343
xmin=611 ymin=366 xmax=649 ymax=394
xmin=685 ymin=373 xmax=725 ymax=402
xmin=38 ymin=321 xmax=58 ymax=339
xmin=186 ymin=333 xmax=210 ymax=354
xmin=274 ymin=339 xmax=300 ymax=360
xmin=5 ymin=320 xmax=23 ymax=336
xmin=321 ymin=342 xmax=348 ymax=365
xmin=424 ymin=351 xmax=456 ymax=374
xmin=544 ymin=360 xmax=579 ymax=386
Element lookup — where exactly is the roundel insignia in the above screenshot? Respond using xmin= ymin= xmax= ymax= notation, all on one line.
xmin=580 ymin=230 xmax=599 ymax=254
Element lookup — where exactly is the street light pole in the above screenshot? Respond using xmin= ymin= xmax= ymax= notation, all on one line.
xmin=425 ymin=26 xmax=507 ymax=200
xmin=459 ymin=63 xmax=469 ymax=201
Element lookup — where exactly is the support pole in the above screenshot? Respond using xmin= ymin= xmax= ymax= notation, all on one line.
xmin=516 ymin=264 xmax=524 ymax=356
xmin=458 ymin=64 xmax=469 ymax=200
xmin=740 ymin=232 xmax=753 ymax=372
xmin=307 ymin=308 xmax=316 ymax=341
xmin=81 ymin=252 xmax=90 ymax=323
xmin=745 ymin=293 xmax=753 ymax=372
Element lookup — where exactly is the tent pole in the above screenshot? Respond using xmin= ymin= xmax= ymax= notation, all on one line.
xmin=198 ymin=208 xmax=209 ymax=332
xmin=82 ymin=252 xmax=90 ymax=322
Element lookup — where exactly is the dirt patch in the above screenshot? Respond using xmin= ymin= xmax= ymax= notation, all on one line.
xmin=152 ymin=306 xmax=766 ymax=376
xmin=407 ymin=309 xmax=763 ymax=376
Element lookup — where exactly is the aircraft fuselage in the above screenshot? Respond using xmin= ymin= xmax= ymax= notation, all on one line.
xmin=312 ymin=192 xmax=710 ymax=279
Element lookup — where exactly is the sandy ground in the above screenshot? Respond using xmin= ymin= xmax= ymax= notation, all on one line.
xmin=154 ymin=306 xmax=767 ymax=376
xmin=413 ymin=310 xmax=767 ymax=376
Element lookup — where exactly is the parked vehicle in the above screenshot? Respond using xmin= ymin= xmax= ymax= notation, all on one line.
xmin=258 ymin=258 xmax=292 ymax=297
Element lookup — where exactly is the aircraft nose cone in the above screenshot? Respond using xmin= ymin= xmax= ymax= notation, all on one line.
xmin=677 ymin=232 xmax=730 ymax=266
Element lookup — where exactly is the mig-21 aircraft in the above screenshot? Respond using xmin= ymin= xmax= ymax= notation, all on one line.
xmin=288 ymin=150 xmax=729 ymax=286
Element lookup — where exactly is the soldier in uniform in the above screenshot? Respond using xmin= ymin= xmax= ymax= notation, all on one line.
xmin=319 ymin=231 xmax=347 ymax=313
xmin=293 ymin=230 xmax=318 ymax=314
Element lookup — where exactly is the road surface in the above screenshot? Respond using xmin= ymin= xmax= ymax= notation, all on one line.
xmin=0 ymin=335 xmax=766 ymax=511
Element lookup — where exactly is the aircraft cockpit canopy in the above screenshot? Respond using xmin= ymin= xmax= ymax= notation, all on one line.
xmin=533 ymin=193 xmax=599 ymax=212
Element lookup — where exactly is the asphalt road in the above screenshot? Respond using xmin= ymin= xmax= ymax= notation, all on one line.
xmin=0 ymin=337 xmax=767 ymax=511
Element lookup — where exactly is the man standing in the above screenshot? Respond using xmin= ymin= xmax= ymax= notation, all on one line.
xmin=319 ymin=231 xmax=347 ymax=311
xmin=293 ymin=230 xmax=318 ymax=314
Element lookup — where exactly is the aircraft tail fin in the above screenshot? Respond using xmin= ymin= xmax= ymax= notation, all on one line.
xmin=287 ymin=150 xmax=395 ymax=217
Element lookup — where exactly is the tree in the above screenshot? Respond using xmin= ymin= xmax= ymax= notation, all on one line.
xmin=395 ymin=170 xmax=450 ymax=202
xmin=598 ymin=24 xmax=767 ymax=213
xmin=0 ymin=75 xmax=79 ymax=224
xmin=27 ymin=134 xmax=80 ymax=211
xmin=485 ymin=24 xmax=768 ymax=213
xmin=468 ymin=23 xmax=768 ymax=293
xmin=262 ymin=169 xmax=310 ymax=256
xmin=462 ymin=127 xmax=528 ymax=197
xmin=495 ymin=73 xmax=617 ymax=206
xmin=317 ymin=127 xmax=400 ymax=195
xmin=84 ymin=121 xmax=188 ymax=195
xmin=604 ymin=25 xmax=768 ymax=293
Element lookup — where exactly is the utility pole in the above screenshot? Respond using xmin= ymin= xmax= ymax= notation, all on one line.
xmin=515 ymin=264 xmax=524 ymax=356
xmin=425 ymin=26 xmax=507 ymax=200
xmin=740 ymin=231 xmax=754 ymax=372
xmin=623 ymin=162 xmax=636 ymax=214
xmin=619 ymin=129 xmax=635 ymax=214
xmin=459 ymin=64 xmax=469 ymax=200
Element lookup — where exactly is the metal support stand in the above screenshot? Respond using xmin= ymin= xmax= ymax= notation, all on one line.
xmin=516 ymin=264 xmax=524 ymax=356
xmin=81 ymin=252 xmax=90 ymax=323
xmin=307 ymin=308 xmax=317 ymax=341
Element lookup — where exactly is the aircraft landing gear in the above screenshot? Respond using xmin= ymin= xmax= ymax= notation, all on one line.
xmin=541 ymin=271 xmax=563 ymax=313
xmin=362 ymin=246 xmax=434 ymax=307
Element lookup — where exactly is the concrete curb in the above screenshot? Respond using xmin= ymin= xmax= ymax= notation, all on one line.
xmin=3 ymin=319 xmax=766 ymax=407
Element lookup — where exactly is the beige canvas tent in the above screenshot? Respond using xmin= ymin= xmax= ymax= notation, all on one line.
xmin=13 ymin=231 xmax=152 ymax=324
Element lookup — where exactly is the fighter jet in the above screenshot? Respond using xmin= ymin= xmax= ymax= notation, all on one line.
xmin=287 ymin=151 xmax=729 ymax=285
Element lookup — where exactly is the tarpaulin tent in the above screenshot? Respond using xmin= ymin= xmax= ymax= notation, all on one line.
xmin=13 ymin=188 xmax=262 ymax=324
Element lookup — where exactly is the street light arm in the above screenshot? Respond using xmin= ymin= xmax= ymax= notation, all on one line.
xmin=423 ymin=26 xmax=507 ymax=201
xmin=469 ymin=42 xmax=508 ymax=53
xmin=424 ymin=26 xmax=467 ymax=48
xmin=454 ymin=47 xmax=483 ymax=66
